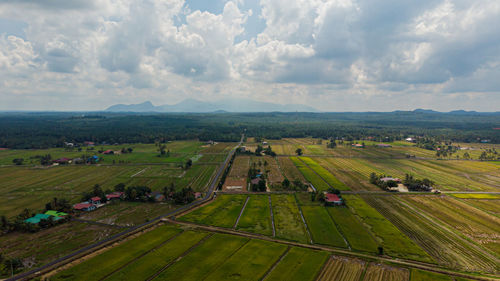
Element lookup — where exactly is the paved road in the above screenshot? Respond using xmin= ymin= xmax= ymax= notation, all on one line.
xmin=167 ymin=219 xmax=500 ymax=281
xmin=8 ymin=135 xmax=244 ymax=281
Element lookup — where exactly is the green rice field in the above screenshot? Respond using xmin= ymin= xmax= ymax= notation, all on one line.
xmin=342 ymin=195 xmax=433 ymax=263
xmin=300 ymin=206 xmax=347 ymax=248
xmin=236 ymin=195 xmax=273 ymax=236
xmin=271 ymin=194 xmax=309 ymax=243
xmin=52 ymin=225 xmax=182 ymax=280
xmin=326 ymin=206 xmax=379 ymax=253
xmin=264 ymin=247 xmax=329 ymax=281
xmin=178 ymin=194 xmax=247 ymax=228
xmin=53 ymin=225 xmax=331 ymax=281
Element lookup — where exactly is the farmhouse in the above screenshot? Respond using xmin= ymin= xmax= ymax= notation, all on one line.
xmin=102 ymin=150 xmax=114 ymax=155
xmin=324 ymin=193 xmax=343 ymax=206
xmin=84 ymin=141 xmax=95 ymax=146
xmin=250 ymin=178 xmax=261 ymax=185
xmin=194 ymin=192 xmax=202 ymax=199
xmin=150 ymin=191 xmax=165 ymax=202
xmin=54 ymin=157 xmax=72 ymax=164
xmin=87 ymin=155 xmax=99 ymax=163
xmin=24 ymin=213 xmax=63 ymax=224
xmin=352 ymin=143 xmax=364 ymax=148
xmin=377 ymin=143 xmax=392 ymax=148
xmin=405 ymin=137 xmax=416 ymax=143
xmin=73 ymin=203 xmax=96 ymax=211
xmin=89 ymin=196 xmax=102 ymax=205
xmin=380 ymin=177 xmax=401 ymax=183
xmin=106 ymin=192 xmax=124 ymax=201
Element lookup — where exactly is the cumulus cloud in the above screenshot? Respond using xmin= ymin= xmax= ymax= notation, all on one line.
xmin=0 ymin=0 xmax=498 ymax=111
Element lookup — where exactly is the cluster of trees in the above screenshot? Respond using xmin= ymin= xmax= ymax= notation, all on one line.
xmin=12 ymin=158 xmax=23 ymax=165
xmin=255 ymin=145 xmax=276 ymax=157
xmin=0 ymin=253 xmax=24 ymax=278
xmin=1 ymin=208 xmax=69 ymax=234
xmin=82 ymin=184 xmax=107 ymax=202
xmin=403 ymin=174 xmax=434 ymax=191
xmin=279 ymin=178 xmax=308 ymax=191
xmin=250 ymin=179 xmax=267 ymax=192
xmin=370 ymin=173 xmax=399 ymax=190
xmin=248 ymin=162 xmax=267 ymax=192
xmin=326 ymin=140 xmax=337 ymax=148
xmin=156 ymin=143 xmax=170 ymax=157
xmin=479 ymin=149 xmax=498 ymax=160
xmin=163 ymin=185 xmax=196 ymax=205
xmin=44 ymin=197 xmax=71 ymax=213
xmin=1 ymin=111 xmax=497 ymax=149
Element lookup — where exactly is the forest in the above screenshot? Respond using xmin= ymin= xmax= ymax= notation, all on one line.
xmin=0 ymin=111 xmax=498 ymax=148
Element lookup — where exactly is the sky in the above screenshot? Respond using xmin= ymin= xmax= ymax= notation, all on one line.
xmin=0 ymin=0 xmax=499 ymax=112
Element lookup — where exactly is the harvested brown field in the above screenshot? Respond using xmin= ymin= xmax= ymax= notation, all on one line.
xmin=222 ymin=178 xmax=247 ymax=191
xmin=228 ymin=156 xmax=250 ymax=178
xmin=362 ymin=263 xmax=409 ymax=281
xmin=251 ymin=156 xmax=283 ymax=184
xmin=316 ymin=256 xmax=366 ymax=281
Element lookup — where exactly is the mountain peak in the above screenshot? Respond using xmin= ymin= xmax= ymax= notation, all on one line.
xmin=105 ymin=98 xmax=318 ymax=113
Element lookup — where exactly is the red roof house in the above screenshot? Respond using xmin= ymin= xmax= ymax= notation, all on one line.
xmin=194 ymin=192 xmax=202 ymax=199
xmin=102 ymin=150 xmax=114 ymax=155
xmin=54 ymin=157 xmax=72 ymax=164
xmin=106 ymin=192 xmax=123 ymax=200
xmin=73 ymin=203 xmax=96 ymax=211
xmin=324 ymin=193 xmax=343 ymax=206
xmin=250 ymin=178 xmax=261 ymax=185
xmin=90 ymin=197 xmax=102 ymax=204
xmin=380 ymin=177 xmax=401 ymax=183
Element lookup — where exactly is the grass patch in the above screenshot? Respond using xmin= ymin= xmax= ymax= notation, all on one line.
xmin=326 ymin=207 xmax=379 ymax=253
xmin=52 ymin=225 xmax=181 ymax=280
xmin=237 ymin=195 xmax=273 ymax=236
xmin=155 ymin=233 xmax=249 ymax=281
xmin=271 ymin=194 xmax=309 ymax=243
xmin=265 ymin=247 xmax=329 ymax=281
xmin=290 ymin=157 xmax=329 ymax=191
xmin=178 ymin=194 xmax=247 ymax=228
xmin=449 ymin=193 xmax=500 ymax=199
xmin=410 ymin=268 xmax=453 ymax=281
xmin=204 ymin=239 xmax=287 ymax=281
xmin=106 ymin=230 xmax=208 ymax=280
xmin=301 ymin=206 xmax=347 ymax=248
xmin=300 ymin=157 xmax=350 ymax=190
xmin=342 ymin=195 xmax=433 ymax=263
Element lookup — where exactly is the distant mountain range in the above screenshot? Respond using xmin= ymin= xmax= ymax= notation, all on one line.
xmin=105 ymin=98 xmax=319 ymax=113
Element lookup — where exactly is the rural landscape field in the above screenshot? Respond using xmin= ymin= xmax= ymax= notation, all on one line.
xmin=1 ymin=0 xmax=500 ymax=280
xmin=1 ymin=116 xmax=499 ymax=280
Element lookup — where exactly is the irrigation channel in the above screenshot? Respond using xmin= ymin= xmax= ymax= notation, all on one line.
xmin=8 ymin=135 xmax=244 ymax=281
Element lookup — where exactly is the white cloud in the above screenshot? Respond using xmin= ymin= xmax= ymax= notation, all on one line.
xmin=0 ymin=0 xmax=498 ymax=111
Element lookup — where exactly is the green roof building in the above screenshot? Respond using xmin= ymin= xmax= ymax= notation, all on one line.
xmin=44 ymin=210 xmax=68 ymax=217
xmin=25 ymin=212 xmax=66 ymax=224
